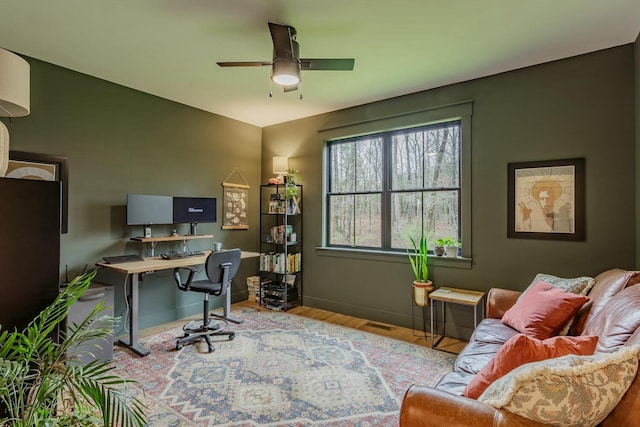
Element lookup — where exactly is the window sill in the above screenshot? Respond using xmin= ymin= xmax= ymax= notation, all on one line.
xmin=315 ymin=247 xmax=472 ymax=269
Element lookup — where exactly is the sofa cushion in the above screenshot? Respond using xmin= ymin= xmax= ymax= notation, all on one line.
xmin=461 ymin=333 xmax=598 ymax=399
xmin=572 ymin=268 xmax=640 ymax=335
xmin=582 ymin=283 xmax=640 ymax=353
xmin=434 ymin=371 xmax=475 ymax=396
xmin=528 ymin=272 xmax=595 ymax=295
xmin=501 ymin=281 xmax=588 ymax=340
xmin=454 ymin=340 xmax=505 ymax=376
xmin=468 ymin=318 xmax=520 ymax=345
xmin=478 ymin=345 xmax=640 ymax=427
xmin=452 ymin=319 xmax=520 ymax=376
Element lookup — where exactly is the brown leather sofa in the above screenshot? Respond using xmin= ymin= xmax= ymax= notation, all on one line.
xmin=400 ymin=268 xmax=640 ymax=427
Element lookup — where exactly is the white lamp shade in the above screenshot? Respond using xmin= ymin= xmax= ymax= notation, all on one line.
xmin=273 ymin=156 xmax=289 ymax=174
xmin=0 ymin=121 xmax=8 ymax=176
xmin=271 ymin=59 xmax=300 ymax=86
xmin=0 ymin=48 xmax=30 ymax=117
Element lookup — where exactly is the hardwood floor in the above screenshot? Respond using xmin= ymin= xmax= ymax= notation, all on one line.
xmin=140 ymin=300 xmax=467 ymax=354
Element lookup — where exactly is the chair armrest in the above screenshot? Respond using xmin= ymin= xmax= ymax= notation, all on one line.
xmin=399 ymin=385 xmax=545 ymax=427
xmin=173 ymin=266 xmax=197 ymax=291
xmin=486 ymin=288 xmax=522 ymax=319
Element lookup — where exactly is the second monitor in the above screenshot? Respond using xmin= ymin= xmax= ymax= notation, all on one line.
xmin=173 ymin=196 xmax=217 ymax=235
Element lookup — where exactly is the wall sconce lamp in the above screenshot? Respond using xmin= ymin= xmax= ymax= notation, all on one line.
xmin=0 ymin=47 xmax=30 ymax=176
xmin=272 ymin=156 xmax=289 ymax=183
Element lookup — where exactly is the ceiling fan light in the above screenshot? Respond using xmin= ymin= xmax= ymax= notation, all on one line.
xmin=272 ymin=59 xmax=300 ymax=86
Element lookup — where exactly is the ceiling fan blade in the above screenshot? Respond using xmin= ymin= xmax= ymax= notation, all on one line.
xmin=217 ymin=61 xmax=272 ymax=67
xmin=300 ymin=58 xmax=355 ymax=70
xmin=282 ymin=84 xmax=299 ymax=93
xmin=268 ymin=22 xmax=297 ymax=60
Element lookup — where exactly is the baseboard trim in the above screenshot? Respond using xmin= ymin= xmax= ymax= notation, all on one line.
xmin=302 ymin=296 xmax=475 ymax=341
xmin=302 ymin=296 xmax=412 ymax=328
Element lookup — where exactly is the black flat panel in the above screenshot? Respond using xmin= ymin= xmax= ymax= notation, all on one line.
xmin=0 ymin=178 xmax=61 ymax=331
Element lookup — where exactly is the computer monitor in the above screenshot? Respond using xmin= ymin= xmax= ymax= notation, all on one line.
xmin=126 ymin=194 xmax=173 ymax=226
xmin=173 ymin=197 xmax=216 ymax=235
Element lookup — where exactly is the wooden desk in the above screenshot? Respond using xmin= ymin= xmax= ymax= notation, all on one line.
xmin=97 ymin=250 xmax=259 ymax=357
xmin=429 ymin=287 xmax=485 ymax=351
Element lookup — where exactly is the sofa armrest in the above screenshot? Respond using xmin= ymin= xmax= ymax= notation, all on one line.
xmin=399 ymin=385 xmax=545 ymax=427
xmin=486 ymin=288 xmax=522 ymax=319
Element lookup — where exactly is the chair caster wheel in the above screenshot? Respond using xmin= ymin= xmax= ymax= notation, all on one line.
xmin=207 ymin=346 xmax=214 ymax=353
xmin=176 ymin=343 xmax=183 ymax=351
xmin=229 ymin=333 xmax=235 ymax=341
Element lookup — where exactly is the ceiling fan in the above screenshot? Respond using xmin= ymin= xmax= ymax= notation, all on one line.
xmin=216 ymin=22 xmax=355 ymax=92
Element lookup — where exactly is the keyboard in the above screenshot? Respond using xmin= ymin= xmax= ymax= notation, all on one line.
xmin=160 ymin=251 xmax=204 ymax=260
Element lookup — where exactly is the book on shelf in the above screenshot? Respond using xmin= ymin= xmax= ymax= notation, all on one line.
xmin=259 ymin=252 xmax=301 ymax=273
xmin=269 ymin=224 xmax=294 ymax=244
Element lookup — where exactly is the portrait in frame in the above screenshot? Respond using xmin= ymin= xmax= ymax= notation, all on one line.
xmin=507 ymin=158 xmax=585 ymax=241
xmin=6 ymin=151 xmax=69 ymax=233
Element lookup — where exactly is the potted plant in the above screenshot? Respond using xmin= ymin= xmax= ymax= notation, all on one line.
xmin=284 ymin=168 xmax=300 ymax=214
xmin=434 ymin=238 xmax=447 ymax=257
xmin=436 ymin=237 xmax=459 ymax=258
xmin=407 ymin=235 xmax=434 ymax=307
xmin=0 ymin=270 xmax=147 ymax=426
xmin=445 ymin=238 xmax=461 ymax=258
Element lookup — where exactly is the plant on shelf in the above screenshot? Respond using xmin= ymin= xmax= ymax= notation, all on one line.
xmin=433 ymin=237 xmax=448 ymax=257
xmin=283 ymin=168 xmax=301 ymax=214
xmin=407 ymin=235 xmax=434 ymax=306
xmin=284 ymin=184 xmax=298 ymax=200
xmin=0 ymin=269 xmax=147 ymax=427
xmin=285 ymin=168 xmax=300 ymax=184
xmin=284 ymin=168 xmax=300 ymax=199
xmin=436 ymin=237 xmax=460 ymax=258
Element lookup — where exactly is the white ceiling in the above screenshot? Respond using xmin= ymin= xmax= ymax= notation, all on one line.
xmin=0 ymin=0 xmax=638 ymax=127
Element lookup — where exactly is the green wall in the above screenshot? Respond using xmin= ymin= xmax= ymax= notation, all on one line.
xmin=262 ymin=45 xmax=637 ymax=339
xmin=1 ymin=58 xmax=262 ymax=334
xmin=636 ymin=32 xmax=640 ymax=269
xmin=1 ymin=43 xmax=637 ymax=341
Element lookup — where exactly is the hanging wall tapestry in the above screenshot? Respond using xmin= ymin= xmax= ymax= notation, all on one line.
xmin=222 ymin=167 xmax=249 ymax=230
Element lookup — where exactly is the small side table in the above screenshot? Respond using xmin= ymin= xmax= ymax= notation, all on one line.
xmin=429 ymin=287 xmax=485 ymax=351
xmin=411 ymin=298 xmax=434 ymax=340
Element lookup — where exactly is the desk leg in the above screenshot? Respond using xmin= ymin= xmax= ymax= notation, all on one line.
xmin=118 ymin=273 xmax=150 ymax=357
xmin=210 ymin=285 xmax=244 ymax=324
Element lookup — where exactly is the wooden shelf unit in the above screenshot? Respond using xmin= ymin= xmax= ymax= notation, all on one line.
xmin=131 ymin=234 xmax=214 ymax=256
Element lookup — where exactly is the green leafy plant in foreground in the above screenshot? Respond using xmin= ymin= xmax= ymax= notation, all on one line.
xmin=407 ymin=235 xmax=429 ymax=283
xmin=0 ymin=270 xmax=146 ymax=426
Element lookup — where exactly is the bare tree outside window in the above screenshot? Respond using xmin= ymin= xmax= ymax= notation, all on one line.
xmin=327 ymin=121 xmax=461 ymax=251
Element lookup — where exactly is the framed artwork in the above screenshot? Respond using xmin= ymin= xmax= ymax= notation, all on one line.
xmin=222 ymin=182 xmax=249 ymax=229
xmin=6 ymin=151 xmax=69 ymax=233
xmin=507 ymin=158 xmax=585 ymax=241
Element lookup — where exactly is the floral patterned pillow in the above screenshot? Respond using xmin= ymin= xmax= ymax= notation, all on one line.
xmin=529 ymin=273 xmax=595 ymax=296
xmin=478 ymin=345 xmax=640 ymax=427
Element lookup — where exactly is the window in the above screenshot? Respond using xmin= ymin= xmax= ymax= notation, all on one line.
xmin=323 ymin=100 xmax=471 ymax=254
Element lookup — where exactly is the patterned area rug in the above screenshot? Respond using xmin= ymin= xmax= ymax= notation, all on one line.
xmin=113 ymin=307 xmax=455 ymax=426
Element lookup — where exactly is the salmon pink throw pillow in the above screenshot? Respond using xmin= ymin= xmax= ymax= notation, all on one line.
xmin=462 ymin=333 xmax=598 ymax=399
xmin=501 ymin=281 xmax=588 ymax=340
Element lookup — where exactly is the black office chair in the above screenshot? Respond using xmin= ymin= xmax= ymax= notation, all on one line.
xmin=172 ymin=248 xmax=241 ymax=352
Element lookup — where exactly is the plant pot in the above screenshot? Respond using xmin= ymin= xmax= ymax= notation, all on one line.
xmin=434 ymin=246 xmax=445 ymax=257
xmin=412 ymin=280 xmax=434 ymax=307
xmin=445 ymin=246 xmax=458 ymax=258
